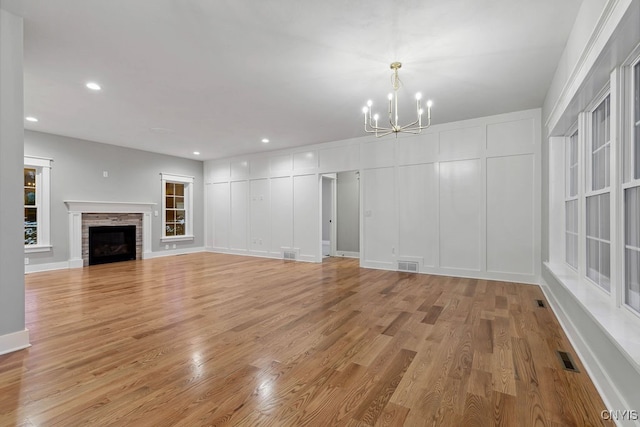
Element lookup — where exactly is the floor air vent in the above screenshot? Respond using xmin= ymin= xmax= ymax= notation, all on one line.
xmin=536 ymin=299 xmax=546 ymax=308
xmin=397 ymin=261 xmax=419 ymax=273
xmin=283 ymin=251 xmax=297 ymax=260
xmin=556 ymin=350 xmax=579 ymax=372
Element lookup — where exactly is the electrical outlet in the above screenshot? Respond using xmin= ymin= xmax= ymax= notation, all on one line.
xmin=24 ymin=257 xmax=29 ymax=265
xmin=103 ymin=171 xmax=109 ymax=178
xmin=172 ymin=243 xmax=176 ymax=249
xmin=165 ymin=244 xmax=169 ymax=249
xmin=154 ymin=210 xmax=159 ymax=217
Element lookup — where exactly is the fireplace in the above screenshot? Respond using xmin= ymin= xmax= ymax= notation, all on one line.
xmin=64 ymin=201 xmax=154 ymax=269
xmin=89 ymin=225 xmax=136 ymax=265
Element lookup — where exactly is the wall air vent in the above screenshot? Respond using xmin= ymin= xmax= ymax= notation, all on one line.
xmin=283 ymin=251 xmax=297 ymax=261
xmin=397 ymin=261 xmax=419 ymax=273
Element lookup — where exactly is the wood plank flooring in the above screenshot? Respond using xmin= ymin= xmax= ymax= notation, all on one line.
xmin=1 ymin=253 xmax=611 ymax=426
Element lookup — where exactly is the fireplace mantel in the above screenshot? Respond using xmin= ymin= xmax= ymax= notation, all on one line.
xmin=64 ymin=201 xmax=155 ymax=268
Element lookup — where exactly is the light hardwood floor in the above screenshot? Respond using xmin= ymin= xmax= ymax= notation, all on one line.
xmin=1 ymin=253 xmax=611 ymax=426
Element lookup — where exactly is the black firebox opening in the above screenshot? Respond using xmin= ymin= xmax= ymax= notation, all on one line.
xmin=89 ymin=225 xmax=136 ymax=265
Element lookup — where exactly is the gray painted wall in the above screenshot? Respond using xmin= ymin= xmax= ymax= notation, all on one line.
xmin=0 ymin=8 xmax=25 ymax=336
xmin=24 ymin=130 xmax=205 ymax=266
xmin=336 ymin=171 xmax=359 ymax=253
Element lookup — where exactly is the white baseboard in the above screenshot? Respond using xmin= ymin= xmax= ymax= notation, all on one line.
xmin=25 ymin=261 xmax=70 ymax=274
xmin=335 ymin=251 xmax=359 ymax=258
xmin=144 ymin=246 xmax=206 ymax=259
xmin=24 ymin=249 xmax=207 ymax=273
xmin=0 ymin=329 xmax=30 ymax=355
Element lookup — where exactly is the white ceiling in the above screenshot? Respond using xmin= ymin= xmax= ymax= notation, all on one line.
xmin=4 ymin=0 xmax=583 ymax=160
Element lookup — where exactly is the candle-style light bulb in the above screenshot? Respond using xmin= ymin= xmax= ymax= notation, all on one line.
xmin=367 ymin=100 xmax=373 ymax=107
xmin=426 ymin=100 xmax=433 ymax=108
xmin=388 ymin=93 xmax=393 ymax=100
xmin=415 ymin=93 xmax=422 ymax=100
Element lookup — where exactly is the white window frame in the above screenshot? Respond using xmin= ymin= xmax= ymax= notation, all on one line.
xmin=584 ymin=89 xmax=612 ymax=293
xmin=161 ymin=173 xmax=194 ymax=242
xmin=622 ymin=54 xmax=640 ymax=316
xmin=24 ymin=156 xmax=52 ymax=253
xmin=565 ymin=127 xmax=579 ymax=270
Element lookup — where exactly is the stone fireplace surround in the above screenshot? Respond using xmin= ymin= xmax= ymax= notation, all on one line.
xmin=64 ymin=201 xmax=155 ymax=268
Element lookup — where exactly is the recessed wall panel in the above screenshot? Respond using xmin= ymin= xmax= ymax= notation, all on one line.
xmin=270 ymin=154 xmax=292 ymax=175
xmin=293 ymin=174 xmax=319 ymax=259
xmin=230 ymin=181 xmax=248 ymax=250
xmin=250 ymin=157 xmax=270 ymax=179
xmin=293 ymin=151 xmax=318 ymax=171
xmin=439 ymin=126 xmax=483 ymax=160
xmin=208 ymin=161 xmax=230 ymax=182
xmin=271 ymin=176 xmax=293 ymax=253
xmin=360 ymin=139 xmax=395 ymax=169
xmin=439 ymin=159 xmax=481 ymax=270
xmin=250 ymin=179 xmax=270 ymax=252
xmin=487 ymin=154 xmax=534 ymax=274
xmin=398 ymin=163 xmax=436 ymax=267
xmin=210 ymin=182 xmax=229 ymax=249
xmin=397 ymin=133 xmax=438 ymax=166
xmin=487 ymin=118 xmax=534 ymax=153
xmin=230 ymin=160 xmax=249 ymax=180
xmin=319 ymin=145 xmax=359 ymax=172
xmin=362 ymin=167 xmax=395 ymax=266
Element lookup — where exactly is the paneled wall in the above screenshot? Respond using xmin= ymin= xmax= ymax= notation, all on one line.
xmin=205 ymin=108 xmax=540 ymax=284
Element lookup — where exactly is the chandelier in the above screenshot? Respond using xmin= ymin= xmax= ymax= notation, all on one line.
xmin=362 ymin=62 xmax=432 ymax=137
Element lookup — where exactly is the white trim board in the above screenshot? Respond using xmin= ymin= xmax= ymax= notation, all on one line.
xmin=0 ymin=329 xmax=30 ymax=356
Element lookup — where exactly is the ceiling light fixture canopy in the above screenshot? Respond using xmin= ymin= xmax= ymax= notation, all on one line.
xmin=362 ymin=62 xmax=432 ymax=137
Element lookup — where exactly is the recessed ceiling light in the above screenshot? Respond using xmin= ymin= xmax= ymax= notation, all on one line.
xmin=193 ymin=151 xmax=200 ymax=155
xmin=261 ymin=138 xmax=269 ymax=143
xmin=25 ymin=116 xmax=38 ymax=122
xmin=86 ymin=82 xmax=102 ymax=91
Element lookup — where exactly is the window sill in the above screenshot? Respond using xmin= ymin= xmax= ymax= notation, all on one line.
xmin=161 ymin=235 xmax=194 ymax=243
xmin=544 ymin=261 xmax=640 ymax=371
xmin=25 ymin=245 xmax=52 ymax=254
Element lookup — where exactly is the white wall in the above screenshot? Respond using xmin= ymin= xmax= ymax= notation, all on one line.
xmin=205 ymin=108 xmax=541 ymax=284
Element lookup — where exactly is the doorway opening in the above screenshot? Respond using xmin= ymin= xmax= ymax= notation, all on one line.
xmin=321 ymin=171 xmax=360 ymax=261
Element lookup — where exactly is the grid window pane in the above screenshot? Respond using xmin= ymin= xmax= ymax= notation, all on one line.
xmin=25 ymin=207 xmax=37 ymax=245
xmin=587 ymin=238 xmax=599 ymax=283
xmin=592 ymin=96 xmax=610 ymax=191
xmin=627 ymin=187 xmax=640 ymax=248
xmin=587 ymin=196 xmax=599 ymax=238
xmin=635 ymin=62 xmax=640 ymax=180
xmin=176 ymin=223 xmax=185 ymax=236
xmin=567 ymin=131 xmax=579 ymax=198
xmin=586 ymin=193 xmax=610 ymax=291
xmin=175 ymin=197 xmax=184 ymax=210
xmin=24 ymin=168 xmax=38 ymax=245
xmin=164 ymin=180 xmax=189 ymax=238
xmin=626 ymin=186 xmax=640 ymax=312
xmin=565 ymin=200 xmax=578 ymax=269
xmin=626 ymin=248 xmax=640 ymax=312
